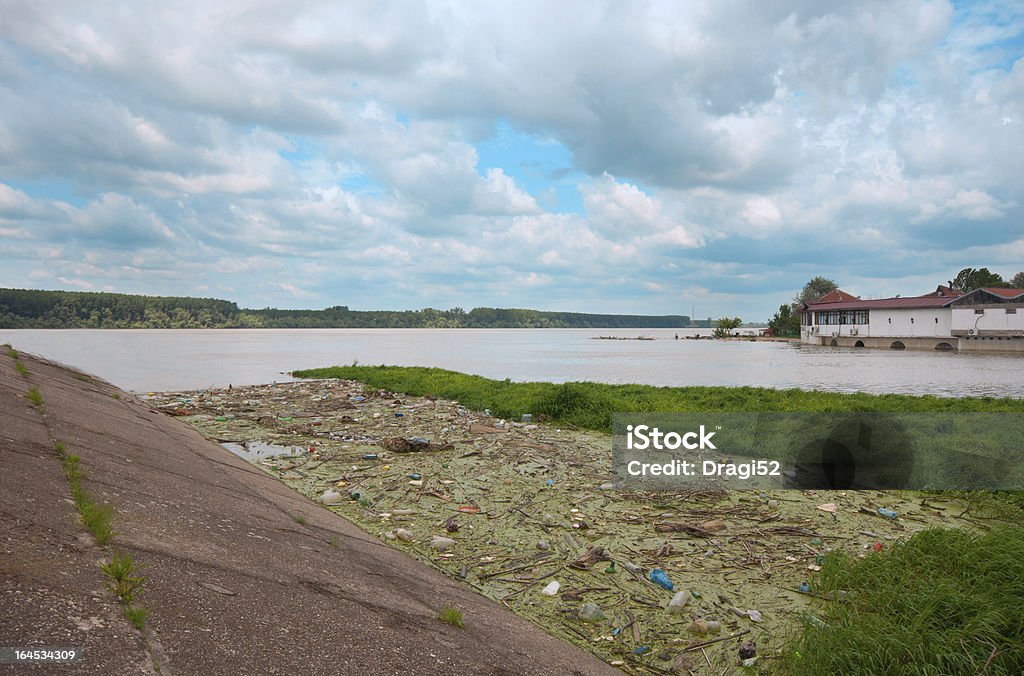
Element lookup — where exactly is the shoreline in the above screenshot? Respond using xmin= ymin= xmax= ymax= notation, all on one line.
xmin=147 ymin=372 xmax=1015 ymax=671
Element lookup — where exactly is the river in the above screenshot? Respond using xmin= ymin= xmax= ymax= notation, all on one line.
xmin=2 ymin=328 xmax=1022 ymax=398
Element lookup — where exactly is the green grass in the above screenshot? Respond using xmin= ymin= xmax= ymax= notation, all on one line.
xmin=781 ymin=526 xmax=1024 ymax=674
xmin=100 ymin=550 xmax=146 ymax=605
xmin=123 ymin=605 xmax=148 ymax=630
xmin=111 ymin=392 xmax=121 ymax=400
xmin=58 ymin=445 xmax=116 ymax=545
xmin=14 ymin=360 xmax=29 ymax=378
xmin=294 ymin=515 xmax=307 ymax=525
xmin=5 ymin=347 xmax=17 ymax=359
xmin=25 ymin=387 xmax=44 ymax=409
xmin=438 ymin=604 xmax=465 ymax=628
xmin=292 ymin=365 xmax=1024 ymax=432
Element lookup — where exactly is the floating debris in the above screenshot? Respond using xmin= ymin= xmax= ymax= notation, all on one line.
xmin=148 ymin=378 xmax=977 ymax=670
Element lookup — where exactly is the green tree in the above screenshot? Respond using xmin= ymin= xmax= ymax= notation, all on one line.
xmin=795 ymin=276 xmax=839 ymax=305
xmin=1010 ymin=271 xmax=1024 ymax=289
xmin=713 ymin=317 xmax=743 ymax=338
xmin=950 ymin=267 xmax=1008 ymax=292
xmin=768 ymin=303 xmax=799 ymax=337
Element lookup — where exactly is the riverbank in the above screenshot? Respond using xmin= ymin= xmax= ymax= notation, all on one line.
xmin=1 ymin=349 xmax=614 ymax=675
xmin=145 ymin=369 xmax=1023 ymax=672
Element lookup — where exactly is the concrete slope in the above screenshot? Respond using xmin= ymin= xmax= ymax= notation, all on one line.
xmin=1 ymin=350 xmax=617 ymax=675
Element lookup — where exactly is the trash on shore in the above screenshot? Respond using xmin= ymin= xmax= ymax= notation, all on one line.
xmin=146 ymin=378 xmax=976 ymax=671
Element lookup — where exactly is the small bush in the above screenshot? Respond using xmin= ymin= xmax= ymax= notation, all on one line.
xmin=438 ymin=604 xmax=465 ymax=628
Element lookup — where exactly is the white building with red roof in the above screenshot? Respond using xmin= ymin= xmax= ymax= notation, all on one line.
xmin=798 ymin=285 xmax=1024 ymax=352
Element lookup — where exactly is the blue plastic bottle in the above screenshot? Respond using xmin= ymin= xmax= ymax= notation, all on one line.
xmin=649 ymin=568 xmax=673 ymax=591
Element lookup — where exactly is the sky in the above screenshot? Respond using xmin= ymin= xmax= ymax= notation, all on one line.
xmin=0 ymin=1 xmax=1022 ymax=320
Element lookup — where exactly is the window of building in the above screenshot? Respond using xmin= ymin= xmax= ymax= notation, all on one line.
xmin=975 ymin=309 xmax=984 ymax=314
xmin=816 ymin=311 xmax=841 ymax=325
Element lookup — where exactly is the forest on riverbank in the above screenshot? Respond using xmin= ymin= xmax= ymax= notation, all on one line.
xmin=0 ymin=287 xmax=703 ymax=329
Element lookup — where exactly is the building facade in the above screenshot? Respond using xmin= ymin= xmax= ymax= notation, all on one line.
xmin=799 ymin=286 xmax=1024 ymax=352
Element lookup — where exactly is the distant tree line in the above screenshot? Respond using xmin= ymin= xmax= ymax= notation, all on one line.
xmin=0 ymin=288 xmax=695 ymax=329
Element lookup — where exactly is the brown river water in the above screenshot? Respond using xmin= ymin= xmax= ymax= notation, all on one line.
xmin=2 ymin=328 xmax=1022 ymax=397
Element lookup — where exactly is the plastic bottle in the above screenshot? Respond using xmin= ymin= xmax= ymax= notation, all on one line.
xmin=667 ymin=590 xmax=690 ymax=613
xmin=649 ymin=568 xmax=673 ymax=591
xmin=578 ymin=603 xmax=606 ymax=622
xmin=877 ymin=507 xmax=898 ymax=519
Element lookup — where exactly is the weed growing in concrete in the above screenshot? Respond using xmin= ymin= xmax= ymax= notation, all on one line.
xmin=111 ymin=392 xmax=121 ymax=400
xmin=100 ymin=550 xmax=146 ymax=605
xmin=14 ymin=361 xmax=29 ymax=378
xmin=80 ymin=501 xmax=115 ymax=545
xmin=123 ymin=605 xmax=148 ymax=630
xmin=438 ymin=604 xmax=465 ymax=628
xmin=26 ymin=387 xmax=44 ymax=408
xmin=58 ymin=446 xmax=116 ymax=546
xmin=5 ymin=346 xmax=16 ymax=359
xmin=294 ymin=515 xmax=307 ymax=525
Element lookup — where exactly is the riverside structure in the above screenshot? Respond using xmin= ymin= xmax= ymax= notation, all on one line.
xmin=799 ymin=286 xmax=1024 ymax=352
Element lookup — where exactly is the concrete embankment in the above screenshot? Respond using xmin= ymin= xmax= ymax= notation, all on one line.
xmin=0 ymin=350 xmax=615 ymax=675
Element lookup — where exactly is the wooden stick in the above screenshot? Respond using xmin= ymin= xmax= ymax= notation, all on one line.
xmin=683 ymin=628 xmax=751 ymax=653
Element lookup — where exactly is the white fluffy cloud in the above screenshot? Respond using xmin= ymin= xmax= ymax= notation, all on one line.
xmin=0 ymin=1 xmax=1021 ymax=317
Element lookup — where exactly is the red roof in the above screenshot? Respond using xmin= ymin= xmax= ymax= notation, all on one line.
xmin=982 ymin=287 xmax=1024 ymax=299
xmin=804 ymin=286 xmax=1024 ymax=311
xmin=810 ymin=289 xmax=859 ymax=304
xmin=805 ymin=296 xmax=952 ymax=311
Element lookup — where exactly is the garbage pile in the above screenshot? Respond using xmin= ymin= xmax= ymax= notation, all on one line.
xmin=145 ymin=379 xmax=975 ymax=674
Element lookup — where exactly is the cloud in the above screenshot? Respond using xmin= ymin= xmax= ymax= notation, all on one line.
xmin=0 ymin=1 xmax=1021 ymax=317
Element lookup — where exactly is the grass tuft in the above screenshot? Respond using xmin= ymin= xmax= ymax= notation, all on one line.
xmin=782 ymin=526 xmax=1024 ymax=674
xmin=58 ymin=446 xmax=116 ymax=545
xmin=438 ymin=604 xmax=465 ymax=628
xmin=5 ymin=347 xmax=16 ymax=359
xmin=14 ymin=361 xmax=29 ymax=378
xmin=80 ymin=501 xmax=116 ymax=545
xmin=123 ymin=605 xmax=148 ymax=630
xmin=26 ymin=387 xmax=44 ymax=408
xmin=294 ymin=515 xmax=307 ymax=525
